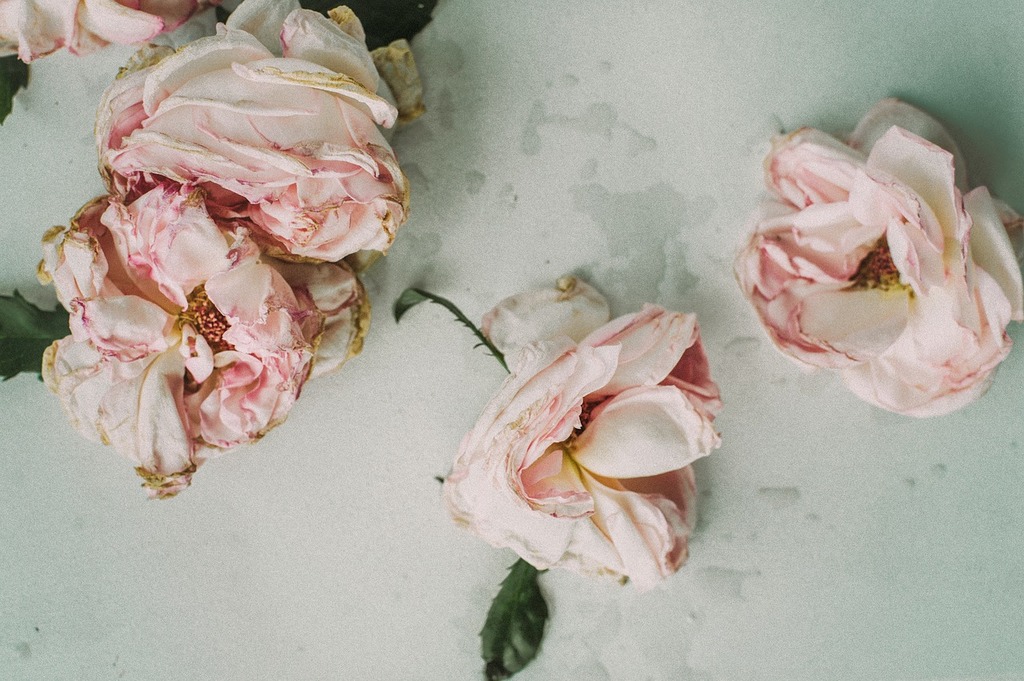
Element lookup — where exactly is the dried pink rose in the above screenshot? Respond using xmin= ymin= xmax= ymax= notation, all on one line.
xmin=39 ymin=186 xmax=367 ymax=497
xmin=0 ymin=0 xmax=212 ymax=62
xmin=444 ymin=280 xmax=721 ymax=590
xmin=96 ymin=0 xmax=408 ymax=262
xmin=736 ymin=99 xmax=1023 ymax=417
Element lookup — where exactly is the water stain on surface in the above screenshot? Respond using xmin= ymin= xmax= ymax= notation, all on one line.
xmin=498 ymin=183 xmax=518 ymax=210
xmin=757 ymin=486 xmax=801 ymax=508
xmin=725 ymin=336 xmax=760 ymax=357
xmin=402 ymin=162 xmax=431 ymax=192
xmin=579 ymin=158 xmax=598 ymax=180
xmin=570 ymin=183 xmax=702 ymax=306
xmin=436 ymin=87 xmax=455 ymax=130
xmin=427 ymin=40 xmax=465 ymax=75
xmin=521 ymin=101 xmax=657 ymax=156
xmin=464 ymin=170 xmax=486 ymax=195
xmin=695 ymin=566 xmax=760 ymax=600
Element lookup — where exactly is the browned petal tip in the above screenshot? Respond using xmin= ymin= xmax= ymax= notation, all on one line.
xmin=328 ymin=6 xmax=365 ymax=40
xmin=347 ymin=280 xmax=372 ymax=360
xmin=135 ymin=465 xmax=196 ymax=500
xmin=372 ymin=40 xmax=425 ymax=125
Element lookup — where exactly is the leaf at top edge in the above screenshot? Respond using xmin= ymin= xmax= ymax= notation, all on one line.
xmin=480 ymin=558 xmax=549 ymax=681
xmin=0 ymin=291 xmax=70 ymax=380
xmin=0 ymin=55 xmax=30 ymax=125
xmin=214 ymin=4 xmax=231 ymax=23
xmin=298 ymin=0 xmax=438 ymax=50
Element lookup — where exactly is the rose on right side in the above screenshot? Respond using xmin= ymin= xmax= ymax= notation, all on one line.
xmin=736 ymin=99 xmax=1023 ymax=417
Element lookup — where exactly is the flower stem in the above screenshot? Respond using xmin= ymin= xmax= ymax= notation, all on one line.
xmin=393 ymin=287 xmax=508 ymax=372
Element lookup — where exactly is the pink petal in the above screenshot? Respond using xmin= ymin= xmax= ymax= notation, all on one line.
xmin=582 ymin=306 xmax=699 ymax=396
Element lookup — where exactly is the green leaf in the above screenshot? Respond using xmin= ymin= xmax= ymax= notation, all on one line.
xmin=480 ymin=559 xmax=549 ymax=680
xmin=0 ymin=55 xmax=29 ymax=125
xmin=298 ymin=0 xmax=437 ymax=50
xmin=393 ymin=288 xmax=508 ymax=372
xmin=214 ymin=4 xmax=231 ymax=23
xmin=0 ymin=291 xmax=70 ymax=380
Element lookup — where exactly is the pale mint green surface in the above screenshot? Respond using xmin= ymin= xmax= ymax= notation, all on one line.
xmin=1 ymin=1 xmax=1023 ymax=679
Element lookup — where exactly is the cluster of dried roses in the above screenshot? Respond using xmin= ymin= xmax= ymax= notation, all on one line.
xmin=7 ymin=0 xmax=1023 ymax=594
xmin=36 ymin=0 xmax=407 ymax=498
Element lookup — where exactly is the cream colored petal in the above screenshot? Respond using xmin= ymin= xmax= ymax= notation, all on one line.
xmin=225 ymin=0 xmax=300 ymax=54
xmin=865 ymin=127 xmax=959 ymax=243
xmin=234 ymin=59 xmax=397 ymax=127
xmin=142 ymin=28 xmax=271 ymax=113
xmin=71 ymin=295 xmax=174 ymax=361
xmin=100 ymin=348 xmax=195 ymax=479
xmin=573 ymin=385 xmax=718 ymax=479
xmin=281 ymin=8 xmax=378 ymax=92
xmin=849 ymin=98 xmax=967 ymax=189
xmin=482 ymin=276 xmax=610 ymax=357
xmin=799 ymin=288 xmax=910 ymax=359
xmin=965 ymin=187 xmax=1024 ymax=321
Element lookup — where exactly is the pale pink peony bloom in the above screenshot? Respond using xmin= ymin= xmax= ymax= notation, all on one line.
xmin=0 ymin=0 xmax=211 ymax=62
xmin=96 ymin=0 xmax=408 ymax=262
xmin=444 ymin=280 xmax=721 ymax=590
xmin=736 ymin=99 xmax=1024 ymax=417
xmin=40 ymin=186 xmax=367 ymax=497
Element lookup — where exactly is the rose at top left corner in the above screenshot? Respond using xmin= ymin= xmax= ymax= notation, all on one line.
xmin=95 ymin=0 xmax=411 ymax=263
xmin=0 ymin=0 xmax=220 ymax=63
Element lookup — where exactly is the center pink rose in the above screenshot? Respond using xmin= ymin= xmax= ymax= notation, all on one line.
xmin=444 ymin=280 xmax=722 ymax=590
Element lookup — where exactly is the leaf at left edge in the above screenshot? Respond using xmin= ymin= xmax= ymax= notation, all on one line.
xmin=0 ymin=291 xmax=70 ymax=380
xmin=0 ymin=55 xmax=30 ymax=125
xmin=393 ymin=288 xmax=429 ymax=323
xmin=480 ymin=559 xmax=549 ymax=680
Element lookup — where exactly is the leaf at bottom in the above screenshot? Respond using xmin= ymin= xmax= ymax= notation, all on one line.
xmin=480 ymin=558 xmax=548 ymax=680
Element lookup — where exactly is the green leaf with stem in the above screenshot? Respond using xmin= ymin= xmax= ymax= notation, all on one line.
xmin=0 ymin=55 xmax=29 ymax=125
xmin=393 ymin=288 xmax=508 ymax=372
xmin=298 ymin=0 xmax=437 ymax=50
xmin=0 ymin=291 xmax=70 ymax=380
xmin=480 ymin=559 xmax=548 ymax=680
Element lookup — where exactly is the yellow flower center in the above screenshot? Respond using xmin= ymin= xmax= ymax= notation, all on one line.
xmin=849 ymin=238 xmax=908 ymax=292
xmin=180 ymin=287 xmax=233 ymax=353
